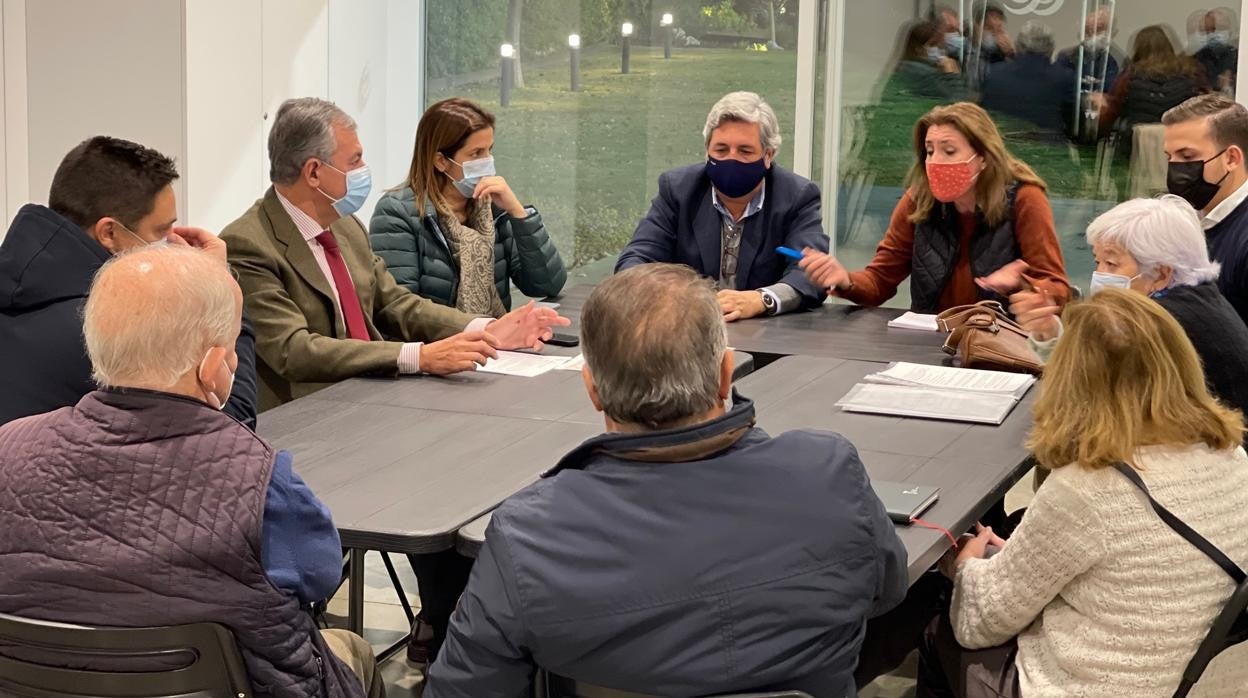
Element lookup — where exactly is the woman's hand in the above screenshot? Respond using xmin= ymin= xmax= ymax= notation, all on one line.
xmin=1009 ymin=289 xmax=1061 ymax=342
xmin=975 ymin=259 xmax=1030 ymax=296
xmin=473 ymin=176 xmax=527 ymax=219
xmin=798 ymin=248 xmax=852 ymax=292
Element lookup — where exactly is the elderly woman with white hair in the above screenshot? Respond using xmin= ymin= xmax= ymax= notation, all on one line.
xmin=616 ymin=90 xmax=829 ymax=322
xmin=1011 ymin=194 xmax=1248 ymax=413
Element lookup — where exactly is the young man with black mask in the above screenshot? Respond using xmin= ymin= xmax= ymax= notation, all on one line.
xmin=1163 ymin=94 xmax=1248 ymax=326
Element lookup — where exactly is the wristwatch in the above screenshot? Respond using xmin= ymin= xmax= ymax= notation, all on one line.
xmin=759 ymin=289 xmax=779 ymax=316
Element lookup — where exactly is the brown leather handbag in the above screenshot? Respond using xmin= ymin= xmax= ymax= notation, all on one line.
xmin=936 ymin=300 xmax=1043 ymax=375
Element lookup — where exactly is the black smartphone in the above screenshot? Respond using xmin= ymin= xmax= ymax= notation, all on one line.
xmin=547 ymin=330 xmax=580 ymax=347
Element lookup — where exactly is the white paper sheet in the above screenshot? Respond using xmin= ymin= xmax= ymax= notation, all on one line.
xmin=887 ymin=312 xmax=940 ymax=332
xmin=865 ymin=362 xmax=1035 ymax=398
xmin=555 ymin=354 xmax=586 ymax=371
xmin=836 ymin=383 xmax=1020 ymax=425
xmin=478 ymin=351 xmax=570 ymax=377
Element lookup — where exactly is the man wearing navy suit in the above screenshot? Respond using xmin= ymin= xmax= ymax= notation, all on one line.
xmin=616 ymin=91 xmax=829 ymax=321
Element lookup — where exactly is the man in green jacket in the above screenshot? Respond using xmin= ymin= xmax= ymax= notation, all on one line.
xmin=222 ymin=97 xmax=568 ymax=411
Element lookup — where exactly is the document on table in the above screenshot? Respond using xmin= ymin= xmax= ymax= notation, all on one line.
xmin=479 ymin=351 xmax=572 ymax=377
xmin=865 ymin=362 xmax=1035 ymax=399
xmin=836 ymin=383 xmax=1022 ymax=425
xmin=556 ymin=354 xmax=585 ymax=371
xmin=887 ymin=312 xmax=940 ymax=332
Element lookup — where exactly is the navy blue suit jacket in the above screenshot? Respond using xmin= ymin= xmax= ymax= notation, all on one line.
xmin=615 ymin=163 xmax=828 ymax=308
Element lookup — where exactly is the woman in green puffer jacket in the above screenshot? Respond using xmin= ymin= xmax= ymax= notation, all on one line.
xmin=370 ymin=98 xmax=566 ymax=316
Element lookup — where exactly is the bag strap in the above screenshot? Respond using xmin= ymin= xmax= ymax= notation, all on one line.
xmin=1112 ymin=462 xmax=1247 ymax=584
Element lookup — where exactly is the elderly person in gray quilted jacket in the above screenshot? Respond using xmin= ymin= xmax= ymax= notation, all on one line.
xmin=370 ymin=98 xmax=566 ymax=316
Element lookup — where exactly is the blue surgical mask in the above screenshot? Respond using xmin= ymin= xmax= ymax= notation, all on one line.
xmin=1090 ymin=270 xmax=1139 ymax=295
xmin=318 ymin=161 xmax=372 ymax=218
xmin=705 ymin=155 xmax=768 ymax=198
xmin=981 ymin=33 xmax=998 ymax=51
xmin=944 ymin=32 xmax=964 ymax=55
xmin=1188 ymin=32 xmax=1210 ymax=53
xmin=449 ymin=156 xmax=496 ymax=198
xmin=1209 ymin=30 xmax=1232 ymax=47
xmin=927 ymin=46 xmax=947 ymax=63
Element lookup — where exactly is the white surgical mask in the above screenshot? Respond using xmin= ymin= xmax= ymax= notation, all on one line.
xmin=1089 ymin=270 xmax=1140 ymax=295
xmin=112 ymin=219 xmax=167 ymax=249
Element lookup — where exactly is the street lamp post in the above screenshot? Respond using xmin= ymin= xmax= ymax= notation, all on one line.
xmin=661 ymin=13 xmax=674 ymax=59
xmin=500 ymin=43 xmax=515 ymax=107
xmin=568 ymin=34 xmax=581 ymax=92
xmin=620 ymin=22 xmax=633 ymax=74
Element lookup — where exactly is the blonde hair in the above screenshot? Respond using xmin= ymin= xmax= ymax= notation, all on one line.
xmin=1028 ymin=288 xmax=1243 ymax=470
xmin=908 ymin=102 xmax=1047 ymax=228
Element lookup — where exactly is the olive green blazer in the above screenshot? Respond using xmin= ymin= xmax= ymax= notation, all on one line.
xmin=222 ymin=188 xmax=475 ymax=410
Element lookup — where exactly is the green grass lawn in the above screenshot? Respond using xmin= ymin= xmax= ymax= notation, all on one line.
xmin=428 ymin=47 xmax=1131 ymax=271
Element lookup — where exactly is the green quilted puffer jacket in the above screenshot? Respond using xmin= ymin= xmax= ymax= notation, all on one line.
xmin=369 ymin=187 xmax=567 ymax=312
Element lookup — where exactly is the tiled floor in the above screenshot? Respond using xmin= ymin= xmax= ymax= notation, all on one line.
xmin=338 ymin=469 xmax=1038 ymax=696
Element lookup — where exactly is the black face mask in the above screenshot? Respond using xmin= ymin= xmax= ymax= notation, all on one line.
xmin=1168 ymin=148 xmax=1230 ymax=210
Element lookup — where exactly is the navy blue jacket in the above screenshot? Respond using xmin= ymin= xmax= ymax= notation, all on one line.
xmin=0 ymin=204 xmax=259 ymax=429
xmin=1208 ymin=196 xmax=1248 ymax=329
xmin=981 ymin=52 xmax=1076 ymax=136
xmin=426 ymin=395 xmax=908 ymax=698
xmin=616 ymin=163 xmax=829 ymax=308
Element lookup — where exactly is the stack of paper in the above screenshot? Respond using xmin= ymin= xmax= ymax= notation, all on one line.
xmin=556 ymin=354 xmax=586 ymax=371
xmin=838 ymin=362 xmax=1036 ymax=425
xmin=479 ymin=351 xmax=576 ymax=377
xmin=887 ymin=312 xmax=940 ymax=332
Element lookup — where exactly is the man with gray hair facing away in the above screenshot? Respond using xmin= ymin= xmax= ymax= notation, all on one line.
xmin=426 ymin=263 xmax=907 ymax=697
xmin=617 ymin=91 xmax=829 ymax=322
xmin=0 ymin=244 xmax=383 ymax=697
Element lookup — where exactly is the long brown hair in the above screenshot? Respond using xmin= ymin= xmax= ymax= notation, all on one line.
xmin=907 ymin=102 xmax=1047 ymax=227
xmin=404 ymin=98 xmax=495 ymax=215
xmin=1131 ymin=24 xmax=1201 ymax=79
xmin=1028 ymin=288 xmax=1243 ymax=470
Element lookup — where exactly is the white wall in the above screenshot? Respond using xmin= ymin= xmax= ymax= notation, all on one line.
xmin=25 ymin=0 xmax=187 ymax=212
xmin=327 ymin=0 xmax=422 ymax=224
xmin=183 ymin=0 xmax=329 ymax=233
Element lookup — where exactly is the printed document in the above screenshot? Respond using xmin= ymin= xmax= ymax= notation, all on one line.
xmin=887 ymin=312 xmax=940 ymax=331
xmin=479 ymin=351 xmax=571 ymax=377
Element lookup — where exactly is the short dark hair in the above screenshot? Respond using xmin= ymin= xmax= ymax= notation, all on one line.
xmin=1163 ymin=94 xmax=1248 ymax=153
xmin=48 ymin=136 xmax=179 ymax=230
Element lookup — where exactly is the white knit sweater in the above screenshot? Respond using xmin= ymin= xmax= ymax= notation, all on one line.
xmin=952 ymin=444 xmax=1248 ymax=697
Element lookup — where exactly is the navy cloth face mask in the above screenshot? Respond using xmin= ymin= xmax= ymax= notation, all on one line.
xmin=705 ymin=156 xmax=768 ymax=198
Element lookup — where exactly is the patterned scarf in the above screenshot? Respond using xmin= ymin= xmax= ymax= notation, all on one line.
xmin=439 ymin=199 xmax=506 ymax=317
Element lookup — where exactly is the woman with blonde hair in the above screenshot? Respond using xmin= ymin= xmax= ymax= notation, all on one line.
xmin=800 ymin=102 xmax=1070 ymax=312
xmin=370 ymin=97 xmax=566 ymax=316
xmin=919 ymin=288 xmax=1248 ymax=697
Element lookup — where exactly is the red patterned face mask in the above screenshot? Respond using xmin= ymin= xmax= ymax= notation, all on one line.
xmin=926 ymin=154 xmax=981 ymax=202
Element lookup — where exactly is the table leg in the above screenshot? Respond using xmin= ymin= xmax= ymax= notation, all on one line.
xmin=348 ymin=548 xmax=365 ymax=636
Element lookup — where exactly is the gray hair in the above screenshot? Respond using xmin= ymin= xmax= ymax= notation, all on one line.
xmin=582 ymin=264 xmax=728 ymax=429
xmin=1017 ymin=21 xmax=1055 ymax=56
xmin=84 ymin=245 xmax=239 ymax=389
xmin=268 ymin=97 xmax=357 ymax=185
xmin=1085 ymin=195 xmax=1221 ymax=288
xmin=703 ymin=91 xmax=782 ymax=153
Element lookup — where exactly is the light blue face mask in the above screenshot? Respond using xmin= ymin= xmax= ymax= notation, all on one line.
xmin=1090 ymin=270 xmax=1140 ymax=295
xmin=944 ymin=32 xmax=964 ymax=55
xmin=927 ymin=46 xmax=947 ymax=63
xmin=449 ymin=156 xmax=496 ymax=198
xmin=318 ymin=161 xmax=372 ymax=218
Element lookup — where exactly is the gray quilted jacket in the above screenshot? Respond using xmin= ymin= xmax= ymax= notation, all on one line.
xmin=369 ymin=187 xmax=567 ymax=312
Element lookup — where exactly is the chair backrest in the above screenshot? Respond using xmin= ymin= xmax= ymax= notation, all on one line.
xmin=1174 ymin=578 xmax=1248 ymax=698
xmin=0 ymin=613 xmax=252 ymax=698
xmin=538 ymin=672 xmax=810 ymax=698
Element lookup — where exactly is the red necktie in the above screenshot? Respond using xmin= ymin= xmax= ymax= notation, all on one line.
xmin=315 ymin=230 xmax=371 ymax=341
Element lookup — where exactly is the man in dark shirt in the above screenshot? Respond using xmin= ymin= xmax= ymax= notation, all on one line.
xmin=1163 ymin=94 xmax=1248 ymax=326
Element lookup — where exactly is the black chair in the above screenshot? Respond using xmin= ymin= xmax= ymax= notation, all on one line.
xmin=538 ymin=672 xmax=811 ymax=698
xmin=0 ymin=612 xmax=252 ymax=698
xmin=1174 ymin=577 xmax=1248 ymax=698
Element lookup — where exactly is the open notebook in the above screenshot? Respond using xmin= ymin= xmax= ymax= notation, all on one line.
xmin=836 ymin=362 xmax=1036 ymax=425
